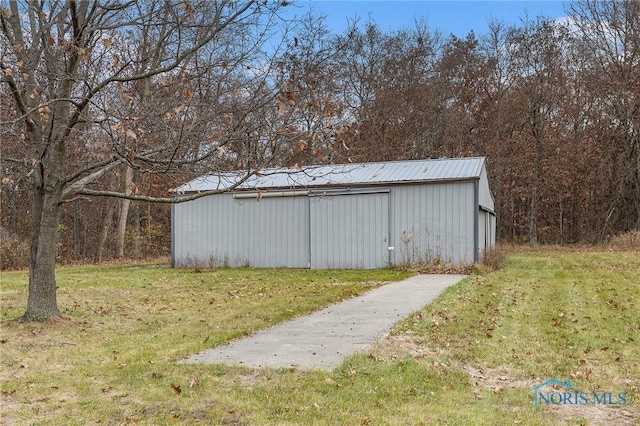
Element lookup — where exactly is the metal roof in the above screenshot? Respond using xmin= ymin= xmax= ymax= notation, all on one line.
xmin=171 ymin=157 xmax=486 ymax=193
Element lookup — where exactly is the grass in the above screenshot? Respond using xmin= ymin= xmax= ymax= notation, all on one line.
xmin=1 ymin=250 xmax=639 ymax=425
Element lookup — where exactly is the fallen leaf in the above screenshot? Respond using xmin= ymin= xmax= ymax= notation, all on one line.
xmin=170 ymin=383 xmax=182 ymax=394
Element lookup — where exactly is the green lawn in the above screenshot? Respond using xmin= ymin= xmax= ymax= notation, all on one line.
xmin=1 ymin=250 xmax=638 ymax=425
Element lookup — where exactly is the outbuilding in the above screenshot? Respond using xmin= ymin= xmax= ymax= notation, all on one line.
xmin=171 ymin=157 xmax=495 ymax=269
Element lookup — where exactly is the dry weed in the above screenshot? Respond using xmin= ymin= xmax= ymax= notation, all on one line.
xmin=607 ymin=230 xmax=640 ymax=251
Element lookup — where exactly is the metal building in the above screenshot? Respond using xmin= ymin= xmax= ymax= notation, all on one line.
xmin=171 ymin=157 xmax=495 ymax=269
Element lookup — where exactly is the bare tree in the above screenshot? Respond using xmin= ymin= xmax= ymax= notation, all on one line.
xmin=0 ymin=0 xmax=288 ymax=321
xmin=508 ymin=17 xmax=571 ymax=246
xmin=568 ymin=0 xmax=640 ymax=236
xmin=273 ymin=11 xmax=348 ymax=166
xmin=478 ymin=20 xmax=521 ymax=240
xmin=335 ymin=19 xmax=441 ymax=162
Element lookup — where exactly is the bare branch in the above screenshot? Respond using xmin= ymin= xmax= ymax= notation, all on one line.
xmin=61 ymin=157 xmax=125 ymax=200
xmin=73 ymin=170 xmax=256 ymax=204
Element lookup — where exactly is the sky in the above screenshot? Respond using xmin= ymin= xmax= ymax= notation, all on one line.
xmin=287 ymin=1 xmax=570 ymax=37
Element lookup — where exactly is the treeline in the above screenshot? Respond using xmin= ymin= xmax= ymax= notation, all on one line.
xmin=1 ymin=0 xmax=638 ymax=267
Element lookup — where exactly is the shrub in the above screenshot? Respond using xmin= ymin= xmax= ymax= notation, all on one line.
xmin=607 ymin=230 xmax=640 ymax=251
xmin=0 ymin=227 xmax=30 ymax=270
xmin=480 ymin=243 xmax=509 ymax=271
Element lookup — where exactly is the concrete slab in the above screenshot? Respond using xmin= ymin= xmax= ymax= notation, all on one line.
xmin=182 ymin=274 xmax=466 ymax=370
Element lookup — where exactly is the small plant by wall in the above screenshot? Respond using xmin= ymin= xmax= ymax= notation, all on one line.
xmin=397 ymin=228 xmax=456 ymax=272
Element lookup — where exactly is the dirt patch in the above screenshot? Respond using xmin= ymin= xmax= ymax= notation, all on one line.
xmin=371 ymin=335 xmax=640 ymax=426
xmin=546 ymin=404 xmax=639 ymax=426
xmin=465 ymin=365 xmax=536 ymax=391
xmin=222 ymin=369 xmax=272 ymax=390
xmin=465 ymin=365 xmax=640 ymax=425
xmin=367 ymin=332 xmax=443 ymax=361
xmin=221 ymin=411 xmax=248 ymax=426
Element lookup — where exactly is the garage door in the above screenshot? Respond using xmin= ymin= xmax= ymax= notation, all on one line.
xmin=309 ymin=191 xmax=390 ymax=269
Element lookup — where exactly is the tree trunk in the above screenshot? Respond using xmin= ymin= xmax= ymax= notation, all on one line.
xmin=23 ymin=185 xmax=63 ymax=321
xmin=528 ymin=135 xmax=541 ymax=246
xmin=529 ymin=137 xmax=543 ymax=247
xmin=21 ymin=100 xmax=66 ymax=321
xmin=133 ymin=205 xmax=141 ymax=258
xmin=529 ymin=182 xmax=539 ymax=246
xmin=115 ymin=167 xmax=133 ymax=258
xmin=73 ymin=201 xmax=81 ymax=260
xmin=95 ymin=197 xmax=116 ymax=263
xmin=116 ymin=199 xmax=130 ymax=258
xmin=132 ymin=169 xmax=141 ymax=258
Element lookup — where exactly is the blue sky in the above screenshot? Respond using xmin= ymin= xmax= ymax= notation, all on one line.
xmin=288 ymin=1 xmax=569 ymax=37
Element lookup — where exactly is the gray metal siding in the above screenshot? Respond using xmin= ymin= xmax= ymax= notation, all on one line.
xmin=478 ymin=165 xmax=495 ymax=211
xmin=234 ymin=196 xmax=310 ymax=267
xmin=479 ymin=209 xmax=487 ymax=259
xmin=390 ymin=182 xmax=476 ymax=266
xmin=477 ymin=209 xmax=497 ymax=259
xmin=171 ymin=203 xmax=176 ymax=267
xmin=173 ymin=194 xmax=309 ymax=268
xmin=310 ymin=193 xmax=389 ymax=269
xmin=173 ymin=179 xmax=489 ymax=268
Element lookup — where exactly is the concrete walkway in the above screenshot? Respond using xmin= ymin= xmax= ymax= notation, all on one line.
xmin=183 ymin=274 xmax=466 ymax=370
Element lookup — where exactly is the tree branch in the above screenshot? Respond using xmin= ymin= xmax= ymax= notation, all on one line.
xmin=61 ymin=157 xmax=125 ymax=200
xmin=62 ymin=155 xmax=122 ymax=185
xmin=73 ymin=170 xmax=256 ymax=203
